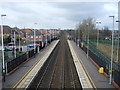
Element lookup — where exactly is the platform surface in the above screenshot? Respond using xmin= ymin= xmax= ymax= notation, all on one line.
xmin=68 ymin=40 xmax=95 ymax=88
xmin=69 ymin=40 xmax=115 ymax=89
xmin=2 ymin=40 xmax=59 ymax=88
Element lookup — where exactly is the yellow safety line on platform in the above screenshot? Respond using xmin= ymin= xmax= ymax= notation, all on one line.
xmin=67 ymin=40 xmax=96 ymax=89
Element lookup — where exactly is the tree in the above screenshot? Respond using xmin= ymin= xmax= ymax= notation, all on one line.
xmin=76 ymin=17 xmax=97 ymax=41
xmin=4 ymin=35 xmax=11 ymax=44
xmin=99 ymin=26 xmax=111 ymax=40
xmin=16 ymin=37 xmax=22 ymax=43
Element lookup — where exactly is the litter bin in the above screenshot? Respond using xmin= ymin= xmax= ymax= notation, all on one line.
xmin=99 ymin=67 xmax=104 ymax=74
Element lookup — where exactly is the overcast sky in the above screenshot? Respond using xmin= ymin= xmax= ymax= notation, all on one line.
xmin=0 ymin=2 xmax=118 ymax=30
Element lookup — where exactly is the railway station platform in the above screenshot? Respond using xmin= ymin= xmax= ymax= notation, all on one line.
xmin=68 ymin=40 xmax=116 ymax=89
xmin=2 ymin=37 xmax=117 ymax=89
xmin=2 ymin=40 xmax=59 ymax=89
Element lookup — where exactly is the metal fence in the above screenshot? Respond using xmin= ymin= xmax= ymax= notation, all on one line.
xmin=7 ymin=53 xmax=27 ymax=73
xmin=83 ymin=41 xmax=120 ymax=70
xmin=113 ymin=70 xmax=120 ymax=86
xmin=6 ymin=47 xmax=39 ymax=73
xmin=28 ymin=49 xmax=35 ymax=58
xmin=5 ymin=39 xmax=55 ymax=74
xmin=80 ymin=41 xmax=120 ymax=86
xmin=89 ymin=39 xmax=120 ymax=46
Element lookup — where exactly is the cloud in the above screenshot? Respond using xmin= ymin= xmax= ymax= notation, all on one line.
xmin=0 ymin=2 xmax=118 ymax=29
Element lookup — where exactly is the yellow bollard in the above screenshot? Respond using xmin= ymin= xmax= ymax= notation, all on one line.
xmin=99 ymin=67 xmax=104 ymax=74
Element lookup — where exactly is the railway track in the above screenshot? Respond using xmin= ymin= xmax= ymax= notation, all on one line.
xmin=27 ymin=33 xmax=82 ymax=89
xmin=49 ymin=38 xmax=65 ymax=89
xmin=64 ymin=35 xmax=81 ymax=89
xmin=27 ymin=40 xmax=61 ymax=89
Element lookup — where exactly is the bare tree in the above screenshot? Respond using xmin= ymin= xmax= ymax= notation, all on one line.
xmin=100 ymin=26 xmax=111 ymax=40
xmin=76 ymin=17 xmax=97 ymax=41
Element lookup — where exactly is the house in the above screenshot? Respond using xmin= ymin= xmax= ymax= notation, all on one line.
xmin=40 ymin=29 xmax=51 ymax=41
xmin=0 ymin=25 xmax=11 ymax=38
xmin=22 ymin=29 xmax=33 ymax=41
xmin=40 ymin=29 xmax=49 ymax=35
xmin=0 ymin=25 xmax=13 ymax=44
xmin=22 ymin=29 xmax=43 ymax=42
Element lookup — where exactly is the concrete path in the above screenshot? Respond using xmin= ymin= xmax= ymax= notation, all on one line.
xmin=2 ymin=40 xmax=58 ymax=89
xmin=70 ymin=40 xmax=116 ymax=89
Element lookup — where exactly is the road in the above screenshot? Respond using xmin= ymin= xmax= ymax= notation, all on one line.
xmin=28 ymin=32 xmax=82 ymax=89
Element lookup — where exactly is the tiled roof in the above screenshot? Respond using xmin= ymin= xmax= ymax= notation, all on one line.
xmin=40 ymin=30 xmax=50 ymax=34
xmin=0 ymin=28 xmax=10 ymax=34
xmin=19 ymin=31 xmax=23 ymax=34
xmin=23 ymin=29 xmax=33 ymax=33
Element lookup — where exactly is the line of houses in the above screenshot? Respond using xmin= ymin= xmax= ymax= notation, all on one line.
xmin=0 ymin=25 xmax=61 ymax=45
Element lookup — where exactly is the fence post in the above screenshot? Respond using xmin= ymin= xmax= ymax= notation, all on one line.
xmin=38 ymin=46 xmax=39 ymax=53
xmin=5 ymin=62 xmax=8 ymax=75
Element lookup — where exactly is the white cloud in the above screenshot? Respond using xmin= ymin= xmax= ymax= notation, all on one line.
xmin=0 ymin=0 xmax=119 ymax=2
xmin=0 ymin=2 xmax=119 ymax=30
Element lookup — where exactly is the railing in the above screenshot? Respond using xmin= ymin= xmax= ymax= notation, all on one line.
xmin=6 ymin=46 xmax=43 ymax=73
xmin=7 ymin=53 xmax=27 ymax=73
xmin=5 ymin=38 xmax=57 ymax=74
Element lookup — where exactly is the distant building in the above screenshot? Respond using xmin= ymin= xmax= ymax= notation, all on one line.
xmin=22 ymin=29 xmax=33 ymax=41
xmin=22 ymin=29 xmax=43 ymax=41
xmin=0 ymin=25 xmax=12 ymax=38
xmin=0 ymin=25 xmax=61 ymax=44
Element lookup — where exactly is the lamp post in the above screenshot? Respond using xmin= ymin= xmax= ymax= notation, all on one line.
xmin=14 ymin=32 xmax=16 ymax=58
xmin=77 ymin=29 xmax=79 ymax=47
xmin=53 ymin=29 xmax=54 ymax=40
xmin=50 ymin=29 xmax=51 ymax=43
xmin=96 ymin=21 xmax=101 ymax=49
xmin=75 ymin=29 xmax=77 ymax=44
xmin=54 ymin=29 xmax=55 ymax=40
xmin=74 ymin=30 xmax=76 ymax=42
xmin=1 ymin=14 xmax=6 ymax=82
xmin=26 ymin=33 xmax=28 ymax=59
xmin=116 ymin=20 xmax=120 ymax=63
xmin=109 ymin=16 xmax=115 ymax=84
xmin=46 ymin=30 xmax=48 ymax=46
xmin=19 ymin=33 xmax=21 ymax=52
xmin=87 ymin=23 xmax=89 ymax=58
xmin=34 ymin=23 xmax=37 ymax=55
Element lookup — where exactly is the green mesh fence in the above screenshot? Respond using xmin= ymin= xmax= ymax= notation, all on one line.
xmin=83 ymin=40 xmax=120 ymax=71
xmin=89 ymin=39 xmax=119 ymax=46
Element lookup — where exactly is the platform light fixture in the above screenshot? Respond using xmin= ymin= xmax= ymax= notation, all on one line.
xmin=96 ymin=21 xmax=101 ymax=49
xmin=34 ymin=23 xmax=37 ymax=55
xmin=109 ymin=15 xmax=115 ymax=84
xmin=116 ymin=21 xmax=120 ymax=64
xmin=86 ymin=23 xmax=89 ymax=58
xmin=1 ymin=14 xmax=6 ymax=82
